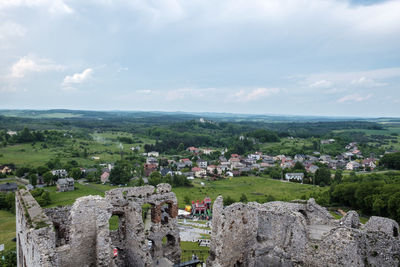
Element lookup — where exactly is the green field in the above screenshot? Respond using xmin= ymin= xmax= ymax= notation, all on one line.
xmin=180 ymin=241 xmax=209 ymax=262
xmin=0 ymin=131 xmax=155 ymax=168
xmin=173 ymin=176 xmax=324 ymax=208
xmin=0 ymin=210 xmax=16 ymax=253
xmin=43 ymin=183 xmax=117 ymax=208
xmin=260 ymin=138 xmax=314 ymax=155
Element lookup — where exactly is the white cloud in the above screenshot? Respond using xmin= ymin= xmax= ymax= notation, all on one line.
xmin=0 ymin=0 xmax=73 ymax=14
xmin=350 ymin=76 xmax=387 ymax=87
xmin=234 ymin=88 xmax=280 ymax=102
xmin=62 ymin=68 xmax=93 ymax=86
xmin=136 ymin=89 xmax=152 ymax=94
xmin=0 ymin=21 xmax=26 ymax=39
xmin=309 ymin=80 xmax=332 ymax=88
xmin=337 ymin=93 xmax=373 ymax=103
xmin=10 ymin=56 xmax=64 ymax=78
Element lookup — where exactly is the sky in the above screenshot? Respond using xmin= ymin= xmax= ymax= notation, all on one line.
xmin=0 ymin=0 xmax=400 ymax=117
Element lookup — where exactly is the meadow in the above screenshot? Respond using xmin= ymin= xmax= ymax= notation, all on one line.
xmin=0 ymin=210 xmax=16 ymax=253
xmin=0 ymin=131 xmax=155 ymax=168
xmin=173 ymin=176 xmax=324 ymax=208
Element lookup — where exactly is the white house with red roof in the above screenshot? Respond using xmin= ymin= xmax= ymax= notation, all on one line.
xmin=192 ymin=167 xmax=206 ymax=177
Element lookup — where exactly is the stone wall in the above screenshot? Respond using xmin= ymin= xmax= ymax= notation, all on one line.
xmin=16 ymin=190 xmax=58 ymax=267
xmin=16 ymin=184 xmax=181 ymax=267
xmin=207 ymin=197 xmax=400 ymax=267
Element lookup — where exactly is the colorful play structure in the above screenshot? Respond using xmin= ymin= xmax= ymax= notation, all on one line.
xmin=185 ymin=197 xmax=212 ymax=218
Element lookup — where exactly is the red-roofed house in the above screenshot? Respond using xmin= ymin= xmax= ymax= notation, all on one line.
xmin=192 ymin=167 xmax=206 ymax=178
xmin=186 ymin=147 xmax=199 ymax=153
xmin=144 ymin=163 xmax=158 ymax=177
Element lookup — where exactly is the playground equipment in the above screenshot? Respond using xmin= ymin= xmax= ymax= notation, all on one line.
xmin=190 ymin=197 xmax=212 ymax=218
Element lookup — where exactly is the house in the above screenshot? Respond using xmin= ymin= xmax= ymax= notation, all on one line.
xmin=91 ymin=156 xmax=100 ymax=160
xmin=0 ymin=165 xmax=13 ymax=174
xmin=307 ymin=165 xmax=319 ymax=174
xmin=197 ymin=160 xmax=208 ymax=168
xmin=160 ymin=168 xmax=173 ymax=177
xmin=181 ymin=158 xmax=193 ymax=167
xmin=285 ymin=173 xmax=304 ymax=182
xmin=144 ymin=163 xmax=158 ymax=177
xmin=146 ymin=157 xmax=158 ymax=165
xmin=147 ymin=151 xmax=159 ymax=157
xmin=363 ymin=158 xmax=377 ymax=170
xmin=321 ymin=139 xmax=335 ymax=144
xmin=230 ymin=154 xmax=240 ymax=159
xmin=57 ymin=178 xmax=74 ymax=192
xmin=0 ymin=182 xmax=18 ymax=192
xmin=100 ymin=172 xmax=110 ymax=184
xmin=186 ymin=147 xmax=199 ymax=153
xmin=192 ymin=167 xmax=206 ymax=178
xmin=346 ymin=161 xmax=360 ymax=171
xmin=294 ymin=154 xmax=306 ymax=162
xmin=201 ymin=148 xmax=214 ymax=155
xmin=6 ymin=131 xmax=17 ymax=136
xmin=248 ymin=154 xmax=261 ymax=161
xmin=262 ymin=157 xmax=275 ymax=165
xmin=207 ymin=165 xmax=218 ymax=174
xmin=176 ymin=162 xmax=187 ymax=170
xmin=51 ymin=169 xmax=68 ymax=178
xmin=219 ymin=156 xmax=228 ymax=163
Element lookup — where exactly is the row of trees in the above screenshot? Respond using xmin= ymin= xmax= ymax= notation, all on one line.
xmin=330 ymin=173 xmax=400 ymax=223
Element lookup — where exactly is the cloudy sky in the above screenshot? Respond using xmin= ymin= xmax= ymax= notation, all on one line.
xmin=1 ymin=0 xmax=399 ymax=117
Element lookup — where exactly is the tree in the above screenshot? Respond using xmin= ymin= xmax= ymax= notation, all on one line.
xmin=109 ymin=161 xmax=131 ymax=185
xmin=36 ymin=166 xmax=50 ymax=176
xmin=148 ymin=172 xmax=162 ymax=186
xmin=16 ymin=167 xmax=31 ymax=177
xmin=293 ymin=161 xmax=305 ymax=171
xmin=239 ymin=193 xmax=248 ymax=203
xmin=136 ymin=177 xmax=145 ymax=186
xmin=70 ymin=168 xmax=82 ymax=180
xmin=42 ymin=171 xmax=54 ymax=186
xmin=334 ymin=170 xmax=343 ymax=183
xmin=269 ymin=168 xmax=282 ymax=180
xmin=28 ymin=173 xmax=37 ymax=186
xmin=314 ymin=167 xmax=331 ymax=186
xmin=223 ymin=196 xmax=235 ymax=206
xmin=0 ymin=250 xmax=17 ymax=267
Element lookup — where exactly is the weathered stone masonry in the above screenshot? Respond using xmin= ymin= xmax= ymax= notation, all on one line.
xmin=16 ymin=184 xmax=180 ymax=267
xmin=207 ymin=197 xmax=400 ymax=267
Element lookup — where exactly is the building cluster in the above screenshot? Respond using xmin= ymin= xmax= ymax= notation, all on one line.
xmin=140 ymin=141 xmax=379 ymax=182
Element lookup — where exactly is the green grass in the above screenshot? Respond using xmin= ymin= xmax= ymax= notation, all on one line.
xmin=0 ymin=131 xmax=155 ymax=168
xmin=180 ymin=241 xmax=210 ymax=261
xmin=109 ymin=215 xmax=119 ymax=230
xmin=173 ymin=176 xmax=324 ymax=209
xmin=360 ymin=216 xmax=369 ymax=224
xmin=260 ymin=138 xmax=314 ymax=155
xmin=0 ymin=210 xmax=16 ymax=253
xmin=43 ymin=183 xmax=117 ymax=208
xmin=329 ymin=211 xmax=342 ymax=220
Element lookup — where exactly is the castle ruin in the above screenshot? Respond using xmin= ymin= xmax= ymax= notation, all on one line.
xmin=207 ymin=197 xmax=400 ymax=267
xmin=16 ymin=184 xmax=180 ymax=267
xmin=16 ymin=184 xmax=400 ymax=267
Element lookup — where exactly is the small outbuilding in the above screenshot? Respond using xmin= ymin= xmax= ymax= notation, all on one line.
xmin=0 ymin=182 xmax=18 ymax=192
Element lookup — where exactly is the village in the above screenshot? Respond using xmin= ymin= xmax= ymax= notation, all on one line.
xmin=0 ymin=138 xmax=382 ymax=194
